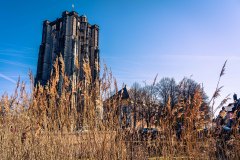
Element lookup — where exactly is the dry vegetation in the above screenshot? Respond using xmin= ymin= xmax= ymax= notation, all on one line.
xmin=0 ymin=58 xmax=240 ymax=160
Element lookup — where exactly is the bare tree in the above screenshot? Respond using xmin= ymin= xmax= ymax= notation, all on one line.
xmin=177 ymin=77 xmax=208 ymax=109
xmin=129 ymin=82 xmax=142 ymax=129
xmin=154 ymin=77 xmax=177 ymax=108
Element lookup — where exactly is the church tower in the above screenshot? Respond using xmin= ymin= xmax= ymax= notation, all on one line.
xmin=35 ymin=11 xmax=100 ymax=87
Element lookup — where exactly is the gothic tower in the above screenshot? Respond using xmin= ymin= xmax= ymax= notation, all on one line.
xmin=35 ymin=11 xmax=101 ymax=129
xmin=35 ymin=11 xmax=100 ymax=87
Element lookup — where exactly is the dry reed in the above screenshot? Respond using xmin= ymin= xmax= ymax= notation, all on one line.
xmin=0 ymin=58 xmax=239 ymax=160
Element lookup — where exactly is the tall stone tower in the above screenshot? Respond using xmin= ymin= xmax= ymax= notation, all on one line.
xmin=35 ymin=11 xmax=100 ymax=86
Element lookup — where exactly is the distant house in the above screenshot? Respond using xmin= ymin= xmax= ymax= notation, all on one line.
xmin=103 ymin=86 xmax=132 ymax=129
xmin=103 ymin=86 xmax=161 ymax=129
xmin=226 ymin=103 xmax=235 ymax=112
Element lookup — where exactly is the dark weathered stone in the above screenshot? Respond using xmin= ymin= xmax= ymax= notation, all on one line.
xmin=35 ymin=11 xmax=100 ymax=86
xmin=35 ymin=11 xmax=101 ymax=129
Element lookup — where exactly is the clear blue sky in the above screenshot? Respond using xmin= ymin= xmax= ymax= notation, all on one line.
xmin=1 ymin=0 xmax=240 ymax=110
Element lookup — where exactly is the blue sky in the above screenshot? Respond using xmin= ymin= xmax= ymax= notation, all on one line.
xmin=1 ymin=0 xmax=240 ymax=110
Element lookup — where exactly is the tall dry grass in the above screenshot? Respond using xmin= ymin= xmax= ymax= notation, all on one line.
xmin=0 ymin=58 xmax=240 ymax=160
